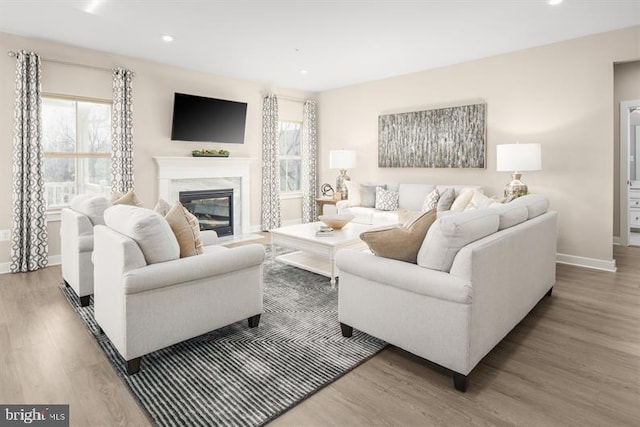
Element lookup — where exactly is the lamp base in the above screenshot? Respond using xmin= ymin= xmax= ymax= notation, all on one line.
xmin=504 ymin=173 xmax=528 ymax=198
xmin=336 ymin=170 xmax=350 ymax=200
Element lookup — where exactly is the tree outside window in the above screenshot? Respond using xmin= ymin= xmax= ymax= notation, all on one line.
xmin=42 ymin=96 xmax=111 ymax=209
xmin=279 ymin=121 xmax=302 ymax=193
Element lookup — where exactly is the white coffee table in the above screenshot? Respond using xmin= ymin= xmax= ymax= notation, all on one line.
xmin=270 ymin=221 xmax=374 ymax=287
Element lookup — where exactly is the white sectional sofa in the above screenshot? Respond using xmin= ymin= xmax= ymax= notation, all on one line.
xmin=337 ymin=194 xmax=557 ymax=392
xmin=336 ymin=183 xmax=482 ymax=225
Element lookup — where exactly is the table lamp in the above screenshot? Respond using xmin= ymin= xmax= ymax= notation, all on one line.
xmin=329 ymin=150 xmax=356 ymax=200
xmin=496 ymin=143 xmax=541 ymax=198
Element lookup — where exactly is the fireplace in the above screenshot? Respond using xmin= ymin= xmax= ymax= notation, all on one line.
xmin=180 ymin=189 xmax=234 ymax=237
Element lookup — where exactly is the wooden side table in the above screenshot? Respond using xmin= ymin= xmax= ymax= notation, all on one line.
xmin=316 ymin=198 xmax=338 ymax=216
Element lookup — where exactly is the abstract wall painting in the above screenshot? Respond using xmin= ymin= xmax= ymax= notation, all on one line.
xmin=378 ymin=103 xmax=486 ymax=168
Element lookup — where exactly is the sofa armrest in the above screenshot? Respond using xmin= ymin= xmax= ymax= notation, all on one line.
xmin=201 ymin=230 xmax=219 ymax=246
xmin=337 ymin=250 xmax=471 ymax=304
xmin=123 ymin=243 xmax=266 ymax=295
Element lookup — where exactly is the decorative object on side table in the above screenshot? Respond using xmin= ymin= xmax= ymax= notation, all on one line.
xmin=496 ymin=143 xmax=541 ymax=198
xmin=319 ymin=214 xmax=354 ymax=230
xmin=329 ymin=150 xmax=356 ymax=200
xmin=191 ymin=149 xmax=230 ymax=157
xmin=320 ymin=183 xmax=334 ymax=198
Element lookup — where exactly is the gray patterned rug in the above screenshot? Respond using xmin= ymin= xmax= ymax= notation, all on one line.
xmin=60 ymin=245 xmax=386 ymax=426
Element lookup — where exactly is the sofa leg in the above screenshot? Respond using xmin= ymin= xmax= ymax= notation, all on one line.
xmin=79 ymin=295 xmax=90 ymax=307
xmin=452 ymin=373 xmax=469 ymax=392
xmin=340 ymin=322 xmax=353 ymax=337
xmin=545 ymin=286 xmax=553 ymax=297
xmin=248 ymin=314 xmax=261 ymax=328
xmin=126 ymin=357 xmax=141 ymax=375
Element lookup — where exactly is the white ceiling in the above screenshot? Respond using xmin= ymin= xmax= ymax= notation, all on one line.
xmin=1 ymin=0 xmax=639 ymax=92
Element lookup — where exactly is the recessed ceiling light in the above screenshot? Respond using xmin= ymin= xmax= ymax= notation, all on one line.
xmin=548 ymin=0 xmax=563 ymax=5
xmin=299 ymin=69 xmax=308 ymax=75
xmin=162 ymin=35 xmax=174 ymax=43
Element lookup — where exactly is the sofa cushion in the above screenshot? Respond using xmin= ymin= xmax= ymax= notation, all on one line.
xmin=360 ymin=210 xmax=437 ymax=264
xmin=510 ymin=194 xmax=549 ymax=219
xmin=421 ymin=188 xmax=440 ymax=212
xmin=361 ymin=184 xmax=383 ymax=207
xmin=70 ymin=194 xmax=111 ymax=226
xmin=104 ymin=205 xmax=180 ymax=265
xmin=417 ymin=209 xmax=500 ymax=272
xmin=165 ymin=202 xmax=203 ymax=258
xmin=375 ymin=187 xmax=399 ymax=211
xmin=112 ymin=189 xmax=144 ymax=207
xmin=489 ymin=202 xmax=529 ymax=230
xmin=398 ymin=184 xmax=436 ymax=211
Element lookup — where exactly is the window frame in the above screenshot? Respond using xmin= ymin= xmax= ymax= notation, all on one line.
xmin=278 ymin=119 xmax=303 ymax=199
xmin=42 ymin=93 xmax=112 ymax=217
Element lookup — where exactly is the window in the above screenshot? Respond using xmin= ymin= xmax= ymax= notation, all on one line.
xmin=279 ymin=121 xmax=302 ymax=193
xmin=42 ymin=96 xmax=111 ymax=210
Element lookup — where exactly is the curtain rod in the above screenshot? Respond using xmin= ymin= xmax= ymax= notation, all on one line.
xmin=262 ymin=92 xmax=312 ymax=104
xmin=7 ymin=50 xmax=133 ymax=74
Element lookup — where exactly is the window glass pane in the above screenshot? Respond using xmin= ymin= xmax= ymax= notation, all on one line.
xmin=44 ymin=158 xmax=76 ymax=209
xmin=79 ymin=157 xmax=111 ymax=194
xmin=286 ymin=159 xmax=301 ymax=191
xmin=279 ymin=121 xmax=301 ymax=156
xmin=42 ymin=98 xmax=75 ymax=152
xmin=279 ymin=160 xmax=287 ymax=192
xmin=77 ymin=101 xmax=111 ymax=153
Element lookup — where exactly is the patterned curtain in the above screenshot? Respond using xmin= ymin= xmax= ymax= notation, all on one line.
xmin=11 ymin=51 xmax=48 ymax=273
xmin=302 ymin=100 xmax=318 ymax=222
xmin=111 ymin=67 xmax=134 ymax=194
xmin=261 ymin=94 xmax=281 ymax=230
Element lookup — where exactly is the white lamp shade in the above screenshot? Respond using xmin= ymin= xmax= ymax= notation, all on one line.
xmin=329 ymin=150 xmax=357 ymax=169
xmin=496 ymin=143 xmax=542 ymax=172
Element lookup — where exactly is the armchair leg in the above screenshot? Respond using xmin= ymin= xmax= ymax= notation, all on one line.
xmin=248 ymin=314 xmax=261 ymax=328
xmin=545 ymin=286 xmax=553 ymax=297
xmin=79 ymin=295 xmax=90 ymax=307
xmin=452 ymin=372 xmax=469 ymax=392
xmin=126 ymin=357 xmax=141 ymax=375
xmin=340 ymin=322 xmax=353 ymax=337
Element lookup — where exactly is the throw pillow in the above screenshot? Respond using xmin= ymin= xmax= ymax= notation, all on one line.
xmin=437 ymin=188 xmax=456 ymax=212
xmin=360 ymin=210 xmax=437 ymax=264
xmin=164 ymin=202 xmax=203 ymax=258
xmin=361 ymin=184 xmax=383 ymax=208
xmin=398 ymin=208 xmax=422 ymax=225
xmin=104 ymin=205 xmax=180 ymax=265
xmin=464 ymin=190 xmax=494 ymax=210
xmin=375 ymin=186 xmax=399 ymax=211
xmin=112 ymin=189 xmax=143 ymax=207
xmin=421 ymin=188 xmax=440 ymax=212
xmin=345 ymin=181 xmax=362 ymax=206
xmin=70 ymin=194 xmax=111 ymax=226
xmin=450 ymin=189 xmax=473 ymax=212
xmin=154 ymin=198 xmax=171 ymax=216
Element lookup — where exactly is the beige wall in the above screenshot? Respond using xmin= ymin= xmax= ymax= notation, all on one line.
xmin=0 ymin=31 xmax=313 ymax=265
xmin=318 ymin=26 xmax=640 ymax=265
xmin=613 ymin=60 xmax=640 ymax=239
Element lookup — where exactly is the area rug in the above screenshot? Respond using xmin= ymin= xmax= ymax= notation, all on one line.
xmin=60 ymin=245 xmax=386 ymax=426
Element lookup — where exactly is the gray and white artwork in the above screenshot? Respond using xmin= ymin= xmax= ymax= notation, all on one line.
xmin=378 ymin=103 xmax=486 ymax=168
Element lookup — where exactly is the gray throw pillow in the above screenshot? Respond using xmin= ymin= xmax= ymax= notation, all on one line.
xmin=361 ymin=184 xmax=384 ymax=207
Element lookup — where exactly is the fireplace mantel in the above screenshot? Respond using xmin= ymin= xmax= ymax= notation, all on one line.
xmin=153 ymin=156 xmax=254 ymax=235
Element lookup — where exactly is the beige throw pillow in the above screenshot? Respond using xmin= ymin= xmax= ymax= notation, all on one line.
xmin=154 ymin=198 xmax=171 ymax=216
xmin=359 ymin=210 xmax=437 ymax=264
xmin=450 ymin=189 xmax=473 ymax=212
xmin=112 ymin=189 xmax=143 ymax=207
xmin=165 ymin=202 xmax=203 ymax=258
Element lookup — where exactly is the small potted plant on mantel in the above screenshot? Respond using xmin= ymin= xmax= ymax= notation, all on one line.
xmin=191 ymin=149 xmax=230 ymax=157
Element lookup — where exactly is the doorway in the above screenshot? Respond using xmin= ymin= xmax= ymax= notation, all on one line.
xmin=620 ymin=100 xmax=640 ymax=246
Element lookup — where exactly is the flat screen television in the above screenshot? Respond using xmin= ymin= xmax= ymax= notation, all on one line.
xmin=171 ymin=92 xmax=247 ymax=144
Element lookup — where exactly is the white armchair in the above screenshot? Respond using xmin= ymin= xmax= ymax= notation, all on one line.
xmin=60 ymin=195 xmax=111 ymax=306
xmin=93 ymin=205 xmax=265 ymax=374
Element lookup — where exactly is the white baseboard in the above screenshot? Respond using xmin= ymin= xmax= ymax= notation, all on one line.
xmin=0 ymin=254 xmax=61 ymax=275
xmin=556 ymin=253 xmax=617 ymax=272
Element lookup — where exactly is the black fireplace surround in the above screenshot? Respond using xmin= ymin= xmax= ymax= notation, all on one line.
xmin=179 ymin=189 xmax=234 ymax=237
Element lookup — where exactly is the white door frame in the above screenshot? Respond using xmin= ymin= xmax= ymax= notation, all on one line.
xmin=620 ymin=100 xmax=640 ymax=246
